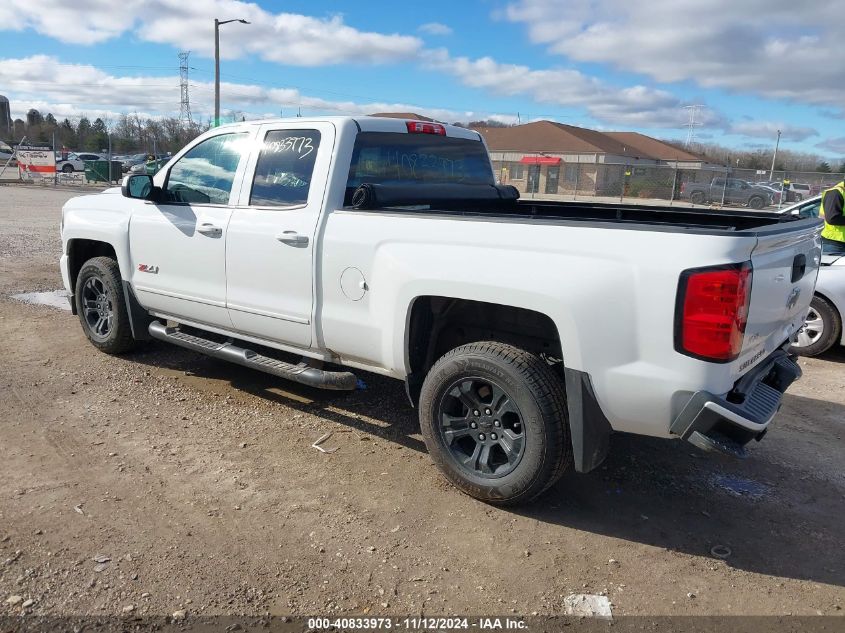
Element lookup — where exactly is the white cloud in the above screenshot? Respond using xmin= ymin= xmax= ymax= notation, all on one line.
xmin=0 ymin=0 xmax=139 ymax=45
xmin=0 ymin=0 xmax=421 ymax=65
xmin=729 ymin=121 xmax=818 ymax=142
xmin=0 ymin=55 xmax=181 ymax=112
xmin=816 ymin=138 xmax=845 ymax=155
xmin=419 ymin=22 xmax=453 ymax=36
xmin=0 ymin=55 xmax=518 ymax=126
xmin=421 ymin=49 xmax=723 ymax=129
xmin=505 ymin=0 xmax=845 ymax=110
xmin=1 ymin=46 xmax=817 ymax=151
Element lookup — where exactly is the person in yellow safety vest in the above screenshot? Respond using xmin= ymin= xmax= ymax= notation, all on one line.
xmin=820 ymin=181 xmax=845 ymax=255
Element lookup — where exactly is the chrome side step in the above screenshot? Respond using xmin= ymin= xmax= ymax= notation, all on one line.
xmin=148 ymin=321 xmax=358 ymax=390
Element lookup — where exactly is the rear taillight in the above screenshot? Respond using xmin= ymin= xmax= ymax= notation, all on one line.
xmin=406 ymin=121 xmax=446 ymax=135
xmin=675 ymin=262 xmax=752 ymax=362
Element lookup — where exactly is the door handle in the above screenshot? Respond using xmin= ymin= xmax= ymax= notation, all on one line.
xmin=197 ymin=222 xmax=222 ymax=237
xmin=276 ymin=231 xmax=309 ymax=247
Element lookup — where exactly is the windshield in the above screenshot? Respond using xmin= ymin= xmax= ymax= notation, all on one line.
xmin=346 ymin=131 xmax=494 ymax=193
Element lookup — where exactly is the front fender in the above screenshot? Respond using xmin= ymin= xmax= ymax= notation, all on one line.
xmin=61 ymin=192 xmax=133 ymax=281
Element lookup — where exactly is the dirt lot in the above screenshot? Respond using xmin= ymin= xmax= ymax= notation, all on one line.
xmin=0 ymin=184 xmax=843 ymax=619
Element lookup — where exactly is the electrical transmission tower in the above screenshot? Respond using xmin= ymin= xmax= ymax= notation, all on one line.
xmin=179 ymin=51 xmax=193 ymax=126
xmin=683 ymin=105 xmax=704 ymax=148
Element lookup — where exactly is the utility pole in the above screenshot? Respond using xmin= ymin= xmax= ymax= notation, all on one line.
xmin=179 ymin=51 xmax=193 ymax=127
xmin=769 ymin=129 xmax=782 ymax=180
xmin=214 ymin=18 xmax=250 ymax=127
xmin=214 ymin=20 xmax=220 ymax=128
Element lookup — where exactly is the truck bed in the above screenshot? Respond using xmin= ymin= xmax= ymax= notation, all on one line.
xmin=344 ymin=183 xmax=805 ymax=233
xmin=346 ymin=198 xmax=810 ymax=234
xmin=514 ymin=199 xmax=793 ymax=232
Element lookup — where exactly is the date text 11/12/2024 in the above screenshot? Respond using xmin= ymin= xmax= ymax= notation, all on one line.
xmin=307 ymin=617 xmax=529 ymax=629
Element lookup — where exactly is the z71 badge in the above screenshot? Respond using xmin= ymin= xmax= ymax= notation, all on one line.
xmin=138 ymin=264 xmax=159 ymax=274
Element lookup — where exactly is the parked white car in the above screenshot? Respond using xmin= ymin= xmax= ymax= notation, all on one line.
xmin=781 ymin=195 xmax=845 ymax=356
xmin=56 ymin=152 xmax=105 ymax=173
xmin=59 ymin=116 xmax=822 ymax=503
xmin=785 ymin=182 xmax=812 ymax=202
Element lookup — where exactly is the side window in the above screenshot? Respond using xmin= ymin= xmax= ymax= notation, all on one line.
xmin=164 ymin=133 xmax=247 ymax=205
xmin=800 ymin=201 xmax=821 ymax=218
xmin=249 ymin=129 xmax=321 ymax=207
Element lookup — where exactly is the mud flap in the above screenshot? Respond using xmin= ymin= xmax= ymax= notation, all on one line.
xmin=122 ymin=281 xmax=153 ymax=341
xmin=564 ymin=368 xmax=613 ymax=473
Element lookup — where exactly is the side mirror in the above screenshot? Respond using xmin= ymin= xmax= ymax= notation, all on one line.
xmin=122 ymin=174 xmax=155 ymax=200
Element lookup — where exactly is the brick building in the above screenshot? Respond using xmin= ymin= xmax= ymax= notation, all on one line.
xmin=473 ymin=121 xmax=713 ymax=198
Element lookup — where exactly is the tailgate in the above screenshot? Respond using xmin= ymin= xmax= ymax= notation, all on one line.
xmin=733 ymin=221 xmax=822 ymax=377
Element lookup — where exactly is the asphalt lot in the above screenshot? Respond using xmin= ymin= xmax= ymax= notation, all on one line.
xmin=0 ymin=184 xmax=843 ymax=619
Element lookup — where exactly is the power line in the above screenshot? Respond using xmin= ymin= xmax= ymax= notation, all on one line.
xmin=188 ymin=66 xmax=538 ymax=119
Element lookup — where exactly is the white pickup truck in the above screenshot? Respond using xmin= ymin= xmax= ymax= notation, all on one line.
xmin=60 ymin=116 xmax=822 ymax=504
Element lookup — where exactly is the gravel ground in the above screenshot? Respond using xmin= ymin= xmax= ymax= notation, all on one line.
xmin=0 ymin=184 xmax=843 ymax=619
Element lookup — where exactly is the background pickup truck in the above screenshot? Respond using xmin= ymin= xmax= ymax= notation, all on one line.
xmin=60 ymin=116 xmax=822 ymax=504
xmin=682 ymin=177 xmax=773 ymax=209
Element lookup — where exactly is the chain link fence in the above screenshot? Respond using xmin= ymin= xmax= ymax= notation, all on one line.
xmin=495 ymin=160 xmax=844 ymax=210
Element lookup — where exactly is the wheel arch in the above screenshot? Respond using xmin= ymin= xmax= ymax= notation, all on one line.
xmin=66 ymin=239 xmax=118 ymax=294
xmin=404 ymin=296 xmax=564 ymax=391
xmin=404 ymin=294 xmax=610 ymax=473
xmin=66 ymin=239 xmax=151 ymax=340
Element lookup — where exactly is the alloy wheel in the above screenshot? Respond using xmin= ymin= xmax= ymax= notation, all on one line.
xmin=81 ymin=275 xmax=114 ymax=341
xmin=794 ymin=307 xmax=824 ymax=348
xmin=437 ymin=377 xmax=526 ymax=479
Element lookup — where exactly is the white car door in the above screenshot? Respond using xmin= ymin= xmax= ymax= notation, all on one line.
xmin=129 ymin=130 xmax=253 ymax=328
xmin=225 ymin=122 xmax=335 ymax=348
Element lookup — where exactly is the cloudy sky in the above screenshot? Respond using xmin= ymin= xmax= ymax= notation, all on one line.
xmin=2 ymin=0 xmax=844 ymax=156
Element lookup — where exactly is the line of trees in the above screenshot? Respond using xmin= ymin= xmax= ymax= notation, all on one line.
xmin=8 ymin=109 xmax=209 ymax=154
xmin=657 ymin=139 xmax=845 ymax=175
xmin=10 ymin=109 xmax=845 ymax=174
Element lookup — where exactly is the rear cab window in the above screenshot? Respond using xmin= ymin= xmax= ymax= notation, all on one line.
xmin=345 ymin=131 xmax=493 ymax=204
xmin=249 ymin=129 xmax=321 ymax=207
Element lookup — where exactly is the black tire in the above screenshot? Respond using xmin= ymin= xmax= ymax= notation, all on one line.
xmin=419 ymin=341 xmax=571 ymax=505
xmin=795 ymin=194 xmax=804 ymax=202
xmin=74 ymin=256 xmax=137 ymax=354
xmin=748 ymin=195 xmax=765 ymax=209
xmin=790 ymin=295 xmax=841 ymax=357
xmin=62 ymin=163 xmax=74 ymax=173
xmin=690 ymin=191 xmax=705 ymax=205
